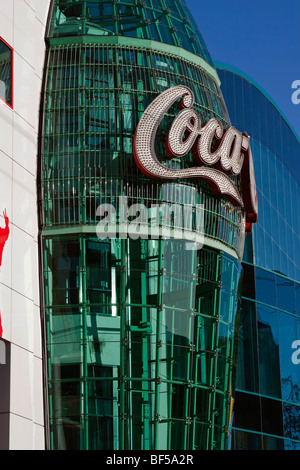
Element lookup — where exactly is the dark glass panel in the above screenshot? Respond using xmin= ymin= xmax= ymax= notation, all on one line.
xmin=262 ymin=436 xmax=284 ymax=450
xmin=242 ymin=233 xmax=254 ymax=265
xmin=261 ymin=397 xmax=283 ymax=436
xmin=233 ymin=391 xmax=261 ymax=432
xmin=255 ymin=268 xmax=276 ymax=307
xmin=170 ymin=420 xmax=187 ymax=450
xmin=276 ymin=276 xmax=296 ymax=313
xmin=46 ymin=238 xmax=80 ymax=307
xmin=235 ymin=300 xmax=259 ymax=393
xmin=52 ymin=419 xmax=81 ymax=450
xmin=231 ymin=430 xmax=262 ymax=450
xmin=241 ymin=263 xmax=255 ymax=299
xmin=88 ymin=416 xmax=113 ymax=450
xmin=256 ymin=304 xmax=281 ymax=399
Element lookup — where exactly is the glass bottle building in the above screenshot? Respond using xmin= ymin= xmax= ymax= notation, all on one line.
xmin=39 ymin=1 xmax=252 ymax=450
xmin=216 ymin=65 xmax=300 ymax=450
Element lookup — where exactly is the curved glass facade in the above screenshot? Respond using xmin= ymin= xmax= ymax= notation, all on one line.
xmin=39 ymin=2 xmax=248 ymax=450
xmin=44 ymin=237 xmax=242 ymax=449
xmin=217 ymin=66 xmax=300 ymax=450
xmin=42 ymin=42 xmax=245 ymax=254
xmin=217 ymin=66 xmax=300 ymax=282
xmin=49 ymin=0 xmax=214 ymax=65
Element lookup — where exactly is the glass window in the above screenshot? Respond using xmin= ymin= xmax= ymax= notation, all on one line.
xmin=0 ymin=37 xmax=13 ymax=107
xmin=235 ymin=300 xmax=259 ymax=393
xmin=256 ymin=304 xmax=281 ymax=398
xmin=46 ymin=238 xmax=80 ymax=307
xmin=261 ymin=397 xmax=284 ymax=436
xmin=262 ymin=435 xmax=284 ymax=450
xmin=233 ymin=391 xmax=261 ymax=432
xmin=284 ymin=439 xmax=300 ymax=450
xmin=255 ymin=268 xmax=276 ymax=307
xmin=296 ymin=283 xmax=300 ymax=316
xmin=241 ymin=263 xmax=255 ymax=299
xmin=276 ymin=276 xmax=296 ymax=313
xmin=278 ymin=312 xmax=300 ymax=403
xmin=283 ymin=403 xmax=300 ymax=441
xmin=231 ymin=430 xmax=262 ymax=450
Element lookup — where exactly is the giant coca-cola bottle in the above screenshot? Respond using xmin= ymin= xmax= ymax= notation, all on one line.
xmin=39 ymin=0 xmax=256 ymax=450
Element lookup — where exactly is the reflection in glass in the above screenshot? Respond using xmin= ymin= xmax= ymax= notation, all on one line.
xmin=44 ymin=233 xmax=243 ymax=449
xmin=218 ymin=65 xmax=300 ymax=450
xmin=255 ymin=268 xmax=276 ymax=307
xmin=278 ymin=312 xmax=300 ymax=403
xmin=257 ymin=305 xmax=281 ymax=399
xmin=0 ymin=38 xmax=12 ymax=106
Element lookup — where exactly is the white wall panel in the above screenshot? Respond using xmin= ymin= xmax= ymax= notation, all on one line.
xmin=33 ymin=304 xmax=42 ymax=358
xmin=13 ymin=0 xmax=36 ymax=67
xmin=33 ymin=356 xmax=44 ymax=426
xmin=0 ymin=0 xmax=52 ymax=449
xmin=12 ymin=162 xmax=37 ymax=238
xmin=0 ymin=284 xmax=12 ymax=341
xmin=13 ymin=53 xmax=40 ymax=129
xmin=0 ymin=151 xmax=12 ymax=226
xmin=10 ymin=342 xmax=33 ymax=420
xmin=0 ymin=105 xmax=13 ymax=158
xmin=9 ymin=413 xmax=34 ymax=450
xmin=11 ymin=225 xmax=36 ymax=300
xmin=26 ymin=0 xmax=50 ymax=26
xmin=11 ymin=291 xmax=34 ymax=352
xmin=12 ymin=112 xmax=38 ymax=176
xmin=0 ymin=0 xmax=13 ymax=47
xmin=32 ymin=12 xmax=48 ymax=79
xmin=33 ymin=423 xmax=45 ymax=450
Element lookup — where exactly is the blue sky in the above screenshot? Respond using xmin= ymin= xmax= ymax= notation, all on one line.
xmin=186 ymin=0 xmax=300 ymax=139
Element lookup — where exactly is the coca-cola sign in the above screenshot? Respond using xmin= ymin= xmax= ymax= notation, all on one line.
xmin=133 ymin=86 xmax=258 ymax=226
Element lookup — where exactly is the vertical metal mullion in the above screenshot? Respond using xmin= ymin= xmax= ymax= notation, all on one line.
xmin=90 ymin=42 xmax=95 ymax=222
xmin=119 ymin=238 xmax=127 ymax=449
xmin=185 ymin=251 xmax=197 ymax=449
xmin=140 ymin=242 xmax=150 ymax=450
xmin=44 ymin=47 xmax=53 ymax=227
xmin=80 ymin=236 xmax=89 ymax=449
xmin=67 ymin=44 xmax=73 ymax=224
xmin=53 ymin=46 xmax=59 ymax=225
xmin=167 ymin=307 xmax=175 ymax=449
xmin=82 ymin=0 xmax=87 ymax=35
xmin=154 ymin=235 xmax=163 ymax=449
xmin=192 ymin=313 xmax=201 ymax=449
xmin=81 ymin=44 xmax=87 ymax=225
xmin=61 ymin=45 xmax=67 ymax=225
xmin=71 ymin=44 xmax=76 ymax=223
xmin=44 ymin=238 xmax=53 ymax=449
xmin=210 ymin=253 xmax=222 ymax=449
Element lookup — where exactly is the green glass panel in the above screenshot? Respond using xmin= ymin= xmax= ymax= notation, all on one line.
xmin=41 ymin=1 xmax=245 ymax=450
xmin=49 ymin=0 xmax=214 ymax=66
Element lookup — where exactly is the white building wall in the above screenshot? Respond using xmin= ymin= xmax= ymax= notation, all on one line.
xmin=0 ymin=0 xmax=51 ymax=450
